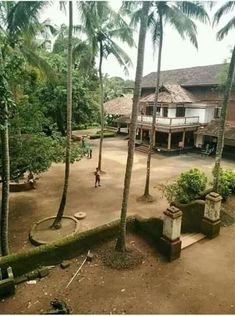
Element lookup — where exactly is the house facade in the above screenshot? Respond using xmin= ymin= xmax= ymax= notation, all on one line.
xmin=135 ymin=64 xmax=235 ymax=152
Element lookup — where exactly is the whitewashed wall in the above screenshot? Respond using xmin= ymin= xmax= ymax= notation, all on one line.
xmin=185 ymin=108 xmax=205 ymax=123
xmin=168 ymin=108 xmax=176 ymax=117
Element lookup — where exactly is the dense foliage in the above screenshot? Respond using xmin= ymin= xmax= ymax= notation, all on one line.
xmin=164 ymin=169 xmax=207 ymax=204
xmin=103 ymin=75 xmax=134 ymax=101
xmin=213 ymin=168 xmax=235 ymax=199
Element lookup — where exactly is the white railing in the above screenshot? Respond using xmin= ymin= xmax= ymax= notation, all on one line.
xmin=137 ymin=115 xmax=199 ymax=126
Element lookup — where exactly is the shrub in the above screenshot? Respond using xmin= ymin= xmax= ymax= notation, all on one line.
xmin=215 ymin=168 xmax=235 ymax=199
xmin=164 ymin=168 xmax=207 ymax=204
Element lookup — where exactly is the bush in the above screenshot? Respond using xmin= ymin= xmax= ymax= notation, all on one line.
xmin=215 ymin=169 xmax=235 ymax=199
xmin=164 ymin=168 xmax=207 ymax=204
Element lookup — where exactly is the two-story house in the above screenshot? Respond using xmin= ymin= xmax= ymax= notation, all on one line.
xmin=136 ymin=63 xmax=235 ymax=153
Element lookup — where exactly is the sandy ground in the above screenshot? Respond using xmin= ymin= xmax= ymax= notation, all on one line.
xmin=2 ymin=226 xmax=235 ymax=314
xmin=8 ymin=133 xmax=235 ymax=253
xmin=1 ymin=132 xmax=235 ymax=314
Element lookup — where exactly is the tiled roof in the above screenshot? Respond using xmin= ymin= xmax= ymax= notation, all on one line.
xmin=197 ymin=120 xmax=235 ymax=139
xmin=142 ymin=64 xmax=226 ymax=88
xmin=104 ymin=94 xmax=132 ymax=115
xmin=140 ymin=84 xmax=195 ymax=104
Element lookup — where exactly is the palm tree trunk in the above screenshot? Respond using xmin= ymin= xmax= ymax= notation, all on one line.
xmin=56 ymin=105 xmax=66 ymax=136
xmin=143 ymin=14 xmax=163 ymax=198
xmin=98 ymin=41 xmax=104 ymax=171
xmin=52 ymin=1 xmax=73 ymax=229
xmin=213 ymin=44 xmax=235 ymax=192
xmin=115 ymin=1 xmax=150 ymax=252
xmin=0 ymin=103 xmax=10 ymax=256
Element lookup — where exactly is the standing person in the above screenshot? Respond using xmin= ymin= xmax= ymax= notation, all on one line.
xmin=81 ymin=136 xmax=85 ymax=148
xmin=27 ymin=171 xmax=36 ymax=189
xmin=94 ymin=167 xmax=101 ymax=187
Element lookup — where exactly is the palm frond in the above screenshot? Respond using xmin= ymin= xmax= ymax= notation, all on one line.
xmin=177 ymin=1 xmax=210 ymax=24
xmin=21 ymin=46 xmax=56 ymax=81
xmin=130 ymin=7 xmax=144 ymax=28
xmin=104 ymin=38 xmax=133 ymax=76
xmin=213 ymin=1 xmax=235 ymax=26
xmin=59 ymin=1 xmax=67 ymax=14
xmin=164 ymin=4 xmax=198 ymax=49
xmin=149 ymin=16 xmax=161 ymax=51
xmin=7 ymin=1 xmax=49 ymax=38
xmin=107 ymin=26 xmax=135 ymax=48
xmin=119 ymin=1 xmax=140 ymax=17
xmin=217 ymin=16 xmax=235 ymax=40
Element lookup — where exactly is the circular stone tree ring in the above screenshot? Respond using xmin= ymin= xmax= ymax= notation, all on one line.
xmin=29 ymin=216 xmax=79 ymax=246
xmin=74 ymin=212 xmax=87 ymax=220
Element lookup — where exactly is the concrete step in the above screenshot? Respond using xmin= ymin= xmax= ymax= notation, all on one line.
xmin=181 ymin=232 xmax=206 ymax=249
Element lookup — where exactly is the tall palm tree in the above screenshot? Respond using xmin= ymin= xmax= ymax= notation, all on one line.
xmin=115 ymin=1 xmax=150 ymax=252
xmin=0 ymin=1 xmax=50 ymax=255
xmin=213 ymin=2 xmax=235 ymax=191
xmin=77 ymin=1 xmax=134 ymax=171
xmin=141 ymin=1 xmax=209 ymax=200
xmin=0 ymin=40 xmax=15 ymax=256
xmin=52 ymin=1 xmax=73 ymax=229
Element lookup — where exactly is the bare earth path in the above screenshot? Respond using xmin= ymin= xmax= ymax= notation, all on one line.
xmin=8 ymin=134 xmax=235 ymax=253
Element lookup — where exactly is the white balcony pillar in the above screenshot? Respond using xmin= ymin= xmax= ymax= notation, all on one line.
xmin=167 ymin=132 xmax=172 ymax=150
xmin=153 ymin=130 xmax=156 ymax=146
xmin=182 ymin=130 xmax=186 ymax=147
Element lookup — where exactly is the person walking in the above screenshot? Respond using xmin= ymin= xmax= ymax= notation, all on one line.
xmin=94 ymin=167 xmax=101 ymax=187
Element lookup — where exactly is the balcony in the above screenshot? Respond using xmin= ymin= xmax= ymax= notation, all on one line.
xmin=137 ymin=115 xmax=199 ymax=126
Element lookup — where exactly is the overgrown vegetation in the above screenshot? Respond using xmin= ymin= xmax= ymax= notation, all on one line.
xmin=164 ymin=167 xmax=235 ymax=203
xmin=213 ymin=168 xmax=235 ymax=199
xmin=164 ymin=169 xmax=207 ymax=204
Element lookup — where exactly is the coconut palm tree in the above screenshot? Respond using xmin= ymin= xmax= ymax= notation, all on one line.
xmin=141 ymin=1 xmax=209 ymax=201
xmin=0 ymin=41 xmax=15 ymax=256
xmin=213 ymin=2 xmax=235 ymax=192
xmin=0 ymin=1 xmax=50 ymax=255
xmin=51 ymin=1 xmax=73 ymax=229
xmin=115 ymin=1 xmax=150 ymax=252
xmin=77 ymin=1 xmax=134 ymax=171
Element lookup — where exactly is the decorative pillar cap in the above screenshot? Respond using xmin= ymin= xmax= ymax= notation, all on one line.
xmin=206 ymin=192 xmax=222 ymax=202
xmin=164 ymin=206 xmax=182 ymax=219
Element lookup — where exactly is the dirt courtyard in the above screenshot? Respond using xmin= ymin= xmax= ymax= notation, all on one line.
xmin=2 ymin=133 xmax=235 ymax=314
xmin=8 ymin=134 xmax=235 ymax=253
xmin=2 ymin=227 xmax=235 ymax=314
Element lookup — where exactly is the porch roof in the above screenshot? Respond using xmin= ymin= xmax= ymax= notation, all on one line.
xmin=196 ymin=120 xmax=235 ymax=139
xmin=140 ymin=84 xmax=195 ymax=104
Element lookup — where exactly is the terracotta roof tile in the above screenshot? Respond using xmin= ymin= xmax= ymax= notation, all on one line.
xmin=142 ymin=64 xmax=226 ymax=88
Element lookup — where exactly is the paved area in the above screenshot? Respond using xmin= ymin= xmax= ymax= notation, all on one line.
xmin=8 ymin=134 xmax=235 ymax=253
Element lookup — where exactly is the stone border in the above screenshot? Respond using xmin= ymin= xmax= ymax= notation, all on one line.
xmin=29 ymin=216 xmax=80 ymax=246
xmin=0 ymin=216 xmax=163 ymax=277
xmin=10 ymin=182 xmax=36 ymax=192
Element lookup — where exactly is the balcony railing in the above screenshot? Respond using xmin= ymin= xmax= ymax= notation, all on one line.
xmin=137 ymin=115 xmax=199 ymax=126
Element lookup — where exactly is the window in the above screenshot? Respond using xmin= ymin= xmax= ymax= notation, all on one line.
xmin=176 ymin=107 xmax=185 ymax=117
xmin=146 ymin=105 xmax=153 ymax=115
xmin=214 ymin=107 xmax=221 ymax=119
xmin=163 ymin=108 xmax=168 ymax=117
